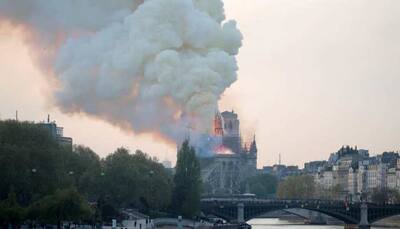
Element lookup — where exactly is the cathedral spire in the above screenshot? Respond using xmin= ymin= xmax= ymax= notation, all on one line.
xmin=250 ymin=134 xmax=257 ymax=155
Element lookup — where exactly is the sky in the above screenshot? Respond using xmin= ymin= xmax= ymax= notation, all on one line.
xmin=0 ymin=0 xmax=399 ymax=167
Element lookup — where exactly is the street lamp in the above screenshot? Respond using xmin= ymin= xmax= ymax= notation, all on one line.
xmin=149 ymin=170 xmax=154 ymax=206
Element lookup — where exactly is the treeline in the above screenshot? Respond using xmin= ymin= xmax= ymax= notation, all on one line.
xmin=0 ymin=120 xmax=201 ymax=227
xmin=246 ymin=174 xmax=331 ymax=200
xmin=243 ymin=174 xmax=313 ymax=199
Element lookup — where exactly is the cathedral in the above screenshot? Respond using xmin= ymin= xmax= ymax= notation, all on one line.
xmin=200 ymin=110 xmax=258 ymax=195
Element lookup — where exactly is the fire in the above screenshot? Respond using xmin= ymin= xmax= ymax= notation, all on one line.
xmin=213 ymin=112 xmax=224 ymax=136
xmin=214 ymin=145 xmax=233 ymax=155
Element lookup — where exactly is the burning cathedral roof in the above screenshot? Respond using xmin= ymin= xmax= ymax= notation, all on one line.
xmin=191 ymin=110 xmax=257 ymax=158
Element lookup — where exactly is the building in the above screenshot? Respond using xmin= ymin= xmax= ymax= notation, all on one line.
xmin=261 ymin=166 xmax=273 ymax=174
xmin=261 ymin=164 xmax=302 ymax=180
xmin=395 ymin=159 xmax=400 ymax=192
xmin=315 ymin=169 xmax=335 ymax=189
xmin=200 ymin=111 xmax=257 ymax=195
xmin=387 ymin=167 xmax=397 ymax=189
xmin=355 ymin=158 xmax=394 ymax=200
xmin=366 ymin=163 xmax=387 ymax=190
xmin=314 ymin=146 xmax=372 ymax=200
xmin=331 ymin=146 xmax=363 ymax=195
xmin=348 ymin=167 xmax=358 ymax=196
xmin=304 ymin=161 xmax=327 ymax=174
xmin=357 ymin=161 xmax=368 ymax=194
xmin=38 ymin=117 xmax=73 ymax=149
xmin=301 ymin=146 xmax=400 ymax=202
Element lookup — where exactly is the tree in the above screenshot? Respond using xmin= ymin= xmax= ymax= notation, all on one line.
xmin=70 ymin=145 xmax=102 ymax=200
xmin=315 ymin=184 xmax=341 ymax=200
xmin=28 ymin=188 xmax=93 ymax=226
xmin=371 ymin=187 xmax=400 ymax=204
xmin=95 ymin=195 xmax=120 ymax=223
xmin=0 ymin=120 xmax=70 ymax=205
xmin=245 ymin=174 xmax=278 ymax=198
xmin=0 ymin=191 xmax=25 ymax=228
xmin=131 ymin=150 xmax=173 ymax=212
xmin=277 ymin=175 xmax=315 ymax=199
xmin=101 ymin=148 xmax=173 ymax=212
xmin=171 ymin=140 xmax=201 ymax=218
xmin=0 ymin=120 xmax=175 ymax=223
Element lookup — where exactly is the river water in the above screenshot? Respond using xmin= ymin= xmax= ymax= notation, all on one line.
xmin=247 ymin=218 xmax=400 ymax=228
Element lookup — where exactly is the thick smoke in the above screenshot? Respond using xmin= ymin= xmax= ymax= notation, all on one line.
xmin=0 ymin=0 xmax=242 ymax=143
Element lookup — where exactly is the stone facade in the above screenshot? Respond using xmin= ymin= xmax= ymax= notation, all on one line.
xmin=348 ymin=168 xmax=358 ymax=195
xmin=313 ymin=147 xmax=400 ymax=201
xmin=200 ymin=111 xmax=257 ymax=195
xmin=315 ymin=170 xmax=335 ymax=189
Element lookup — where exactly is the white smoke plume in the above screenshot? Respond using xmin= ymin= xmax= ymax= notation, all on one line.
xmin=0 ymin=0 xmax=242 ymax=144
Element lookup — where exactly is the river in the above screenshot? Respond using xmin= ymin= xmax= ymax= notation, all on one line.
xmin=247 ymin=218 xmax=400 ymax=228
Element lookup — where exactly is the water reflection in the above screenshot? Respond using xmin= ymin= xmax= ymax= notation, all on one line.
xmin=247 ymin=218 xmax=396 ymax=229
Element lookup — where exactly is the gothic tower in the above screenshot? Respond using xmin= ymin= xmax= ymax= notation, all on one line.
xmin=249 ymin=135 xmax=258 ymax=155
xmin=214 ymin=112 xmax=224 ymax=136
xmin=221 ymin=110 xmax=241 ymax=153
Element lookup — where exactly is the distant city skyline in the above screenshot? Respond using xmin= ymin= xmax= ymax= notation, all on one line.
xmin=1 ymin=0 xmax=400 ymax=167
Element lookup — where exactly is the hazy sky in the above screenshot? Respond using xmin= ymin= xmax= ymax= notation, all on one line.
xmin=0 ymin=0 xmax=399 ymax=167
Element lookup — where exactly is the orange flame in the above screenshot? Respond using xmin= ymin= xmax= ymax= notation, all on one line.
xmin=214 ymin=145 xmax=233 ymax=155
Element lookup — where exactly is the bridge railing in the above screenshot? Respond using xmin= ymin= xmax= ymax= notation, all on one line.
xmin=201 ymin=197 xmax=353 ymax=204
xmin=201 ymin=197 xmax=385 ymax=205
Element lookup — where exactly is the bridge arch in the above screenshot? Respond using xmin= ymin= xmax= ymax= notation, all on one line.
xmin=367 ymin=206 xmax=400 ymax=224
xmin=201 ymin=200 xmax=360 ymax=224
xmin=201 ymin=198 xmax=400 ymax=226
xmin=242 ymin=206 xmax=359 ymax=224
xmin=371 ymin=214 xmax=400 ymax=224
xmin=201 ymin=207 xmax=358 ymax=224
xmin=242 ymin=208 xmax=346 ymax=222
xmin=202 ymin=199 xmax=360 ymax=224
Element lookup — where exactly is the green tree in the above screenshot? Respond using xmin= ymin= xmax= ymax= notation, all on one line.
xmin=171 ymin=140 xmax=201 ymax=218
xmin=371 ymin=187 xmax=400 ymax=204
xmin=315 ymin=184 xmax=341 ymax=200
xmin=69 ymin=145 xmax=102 ymax=199
xmin=102 ymin=148 xmax=136 ymax=206
xmin=132 ymin=150 xmax=173 ymax=212
xmin=0 ymin=191 xmax=25 ymax=228
xmin=245 ymin=174 xmax=278 ymax=198
xmin=277 ymin=175 xmax=315 ymax=199
xmin=0 ymin=120 xmax=175 ymax=223
xmin=95 ymin=195 xmax=120 ymax=223
xmin=0 ymin=120 xmax=70 ymax=205
xmin=28 ymin=188 xmax=93 ymax=226
xmin=101 ymin=148 xmax=173 ymax=212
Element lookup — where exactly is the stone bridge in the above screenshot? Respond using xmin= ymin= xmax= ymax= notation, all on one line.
xmin=201 ymin=198 xmax=400 ymax=228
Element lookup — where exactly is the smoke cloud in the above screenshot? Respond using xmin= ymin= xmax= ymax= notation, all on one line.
xmin=0 ymin=0 xmax=242 ymax=143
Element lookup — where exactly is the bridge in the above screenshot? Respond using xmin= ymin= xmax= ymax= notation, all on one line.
xmin=201 ymin=197 xmax=400 ymax=228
